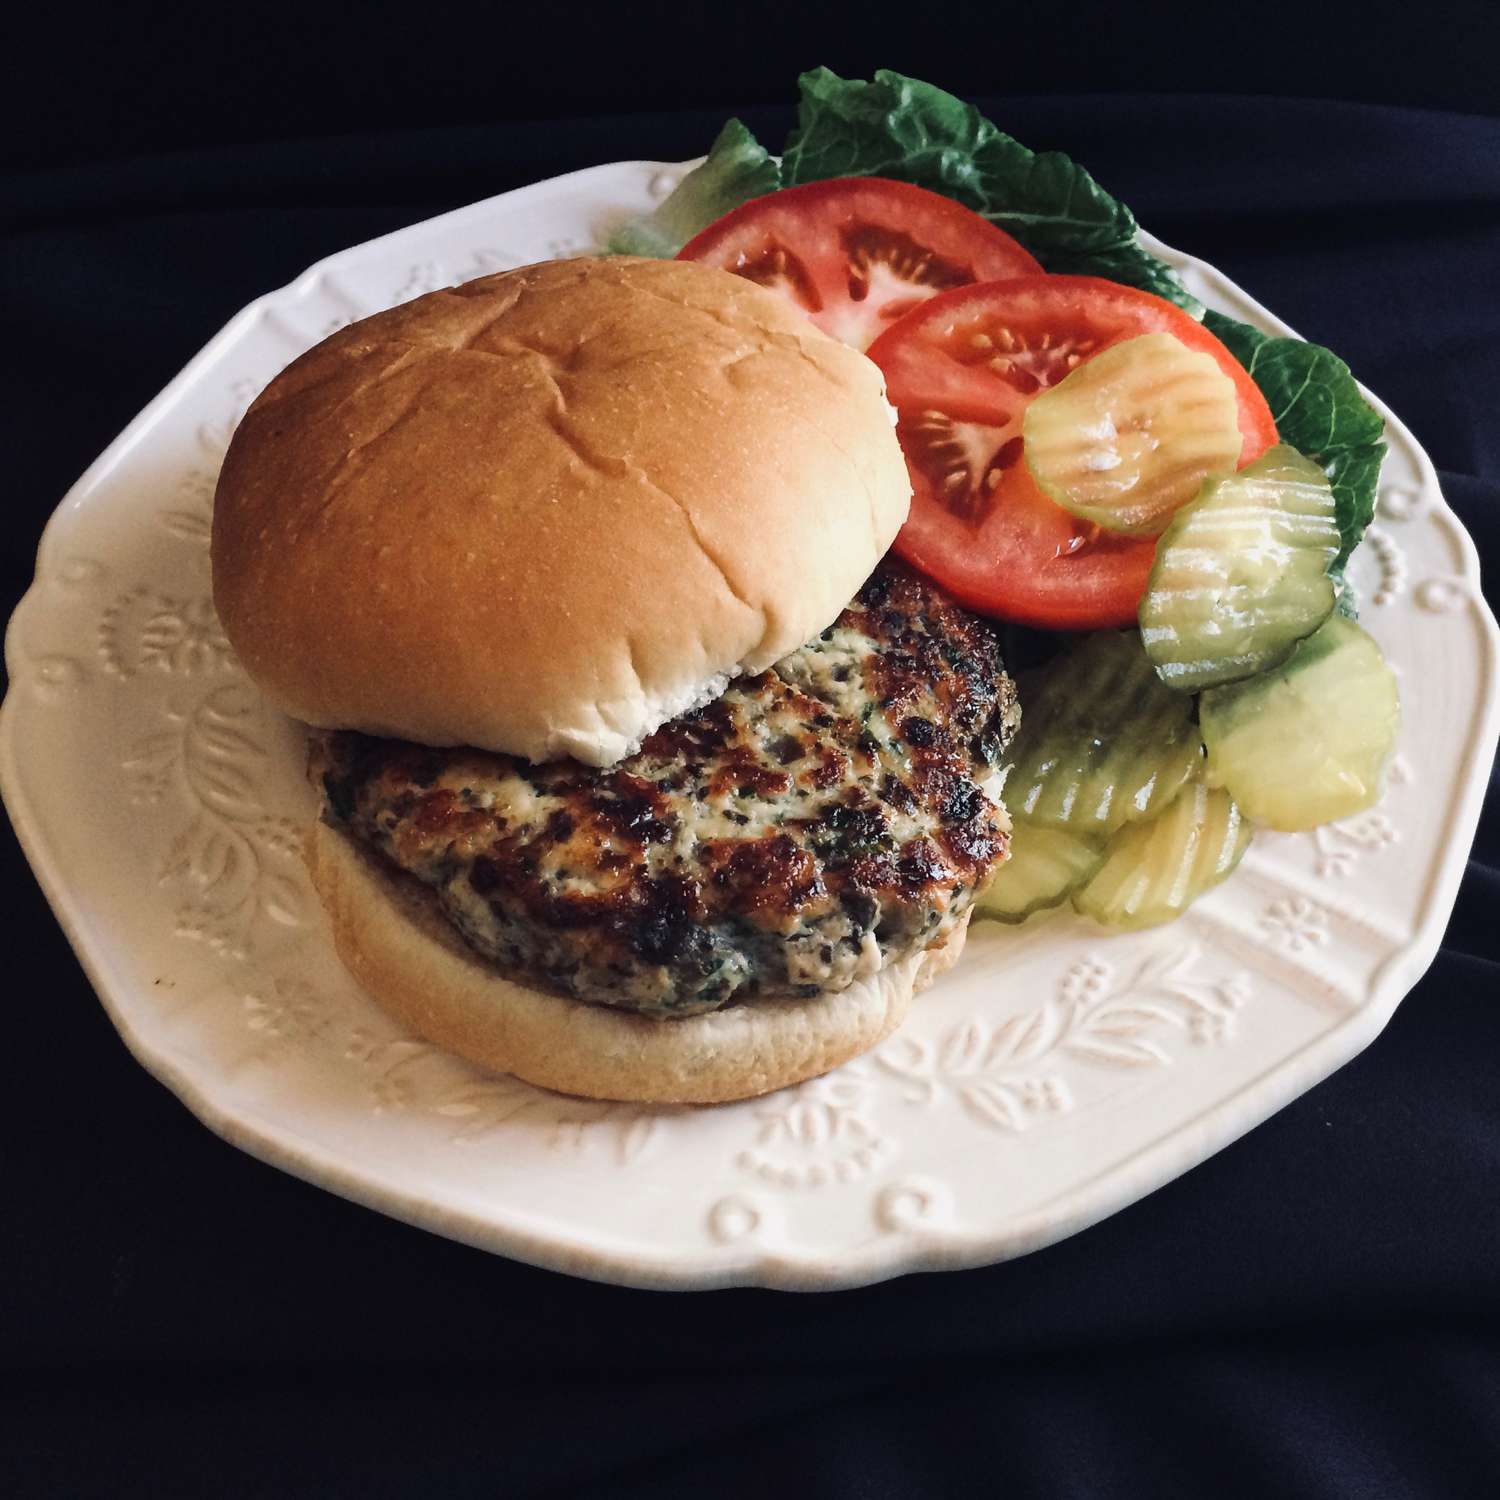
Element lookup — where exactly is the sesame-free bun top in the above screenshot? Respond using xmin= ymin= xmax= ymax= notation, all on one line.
xmin=211 ymin=256 xmax=911 ymax=765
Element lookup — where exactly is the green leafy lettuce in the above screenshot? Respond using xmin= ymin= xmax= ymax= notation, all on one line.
xmin=783 ymin=70 xmax=1136 ymax=255
xmin=609 ymin=67 xmax=1384 ymax=566
xmin=1043 ymin=241 xmax=1203 ymax=312
xmin=606 ymin=118 xmax=778 ymax=258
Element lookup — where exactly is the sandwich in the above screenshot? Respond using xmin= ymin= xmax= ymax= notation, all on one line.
xmin=211 ymin=255 xmax=1017 ymax=1104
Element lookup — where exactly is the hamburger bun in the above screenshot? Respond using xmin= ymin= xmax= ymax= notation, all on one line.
xmin=212 ymin=256 xmax=911 ymax=767
xmin=307 ymin=818 xmax=971 ymax=1104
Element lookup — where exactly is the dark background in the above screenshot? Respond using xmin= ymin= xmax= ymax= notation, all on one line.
xmin=5 ymin=4 xmax=1500 ymax=1495
xmin=8 ymin=1 xmax=1500 ymax=171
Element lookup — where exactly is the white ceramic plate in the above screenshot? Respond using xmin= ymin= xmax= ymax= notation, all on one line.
xmin=4 ymin=162 xmax=1497 ymax=1290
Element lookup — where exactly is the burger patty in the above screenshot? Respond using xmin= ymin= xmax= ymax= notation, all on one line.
xmin=316 ymin=562 xmax=1019 ymax=1017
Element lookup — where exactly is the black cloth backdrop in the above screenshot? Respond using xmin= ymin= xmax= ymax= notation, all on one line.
xmin=4 ymin=91 xmax=1500 ymax=1497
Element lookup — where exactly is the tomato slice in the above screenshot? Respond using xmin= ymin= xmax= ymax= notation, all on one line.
xmin=865 ymin=276 xmax=1280 ymax=629
xmin=677 ymin=177 xmax=1042 ymax=351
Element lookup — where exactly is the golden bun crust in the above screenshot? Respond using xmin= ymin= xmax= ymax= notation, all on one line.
xmin=212 ymin=256 xmax=910 ymax=766
xmin=306 ymin=819 xmax=968 ymax=1105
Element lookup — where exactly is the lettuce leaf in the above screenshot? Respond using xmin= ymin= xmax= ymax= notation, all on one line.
xmin=784 ymin=69 xmax=1136 ymax=254
xmin=1044 ymin=242 xmax=1203 ymax=316
xmin=1203 ymin=311 xmax=1385 ymax=567
xmin=606 ymin=118 xmax=779 ymax=257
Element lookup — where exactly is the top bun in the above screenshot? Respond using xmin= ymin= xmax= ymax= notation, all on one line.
xmin=211 ymin=255 xmax=911 ymax=765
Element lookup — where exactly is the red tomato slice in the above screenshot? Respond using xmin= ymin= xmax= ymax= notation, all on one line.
xmin=677 ymin=177 xmax=1042 ymax=351
xmin=865 ymin=275 xmax=1280 ymax=629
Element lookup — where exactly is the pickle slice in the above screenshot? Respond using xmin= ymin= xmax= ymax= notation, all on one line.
xmin=1200 ymin=615 xmax=1400 ymax=831
xmin=975 ymin=821 xmax=1105 ymax=924
xmin=1023 ymin=332 xmax=1242 ymax=537
xmin=1073 ymin=782 xmax=1251 ymax=930
xmin=1000 ymin=630 xmax=1203 ymax=838
xmin=1140 ymin=444 xmax=1340 ymax=691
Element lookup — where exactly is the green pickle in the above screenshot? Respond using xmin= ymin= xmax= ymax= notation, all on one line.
xmin=1073 ymin=782 xmax=1252 ymax=930
xmin=999 ymin=630 xmax=1203 ymax=838
xmin=1022 ymin=332 xmax=1243 ymax=537
xmin=975 ymin=821 xmax=1105 ymax=924
xmin=1140 ymin=444 xmax=1341 ymax=691
xmin=1200 ymin=615 xmax=1400 ymax=831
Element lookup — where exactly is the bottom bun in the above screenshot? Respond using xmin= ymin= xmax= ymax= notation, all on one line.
xmin=307 ymin=819 xmax=970 ymax=1104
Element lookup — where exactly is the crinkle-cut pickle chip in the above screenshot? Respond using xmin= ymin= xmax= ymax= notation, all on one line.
xmin=1073 ymin=781 xmax=1252 ymax=930
xmin=1023 ymin=331 xmax=1243 ymax=538
xmin=1141 ymin=444 xmax=1341 ymax=692
xmin=1000 ymin=630 xmax=1203 ymax=838
xmin=1201 ymin=614 xmax=1400 ymax=831
xmin=975 ymin=821 xmax=1105 ymax=924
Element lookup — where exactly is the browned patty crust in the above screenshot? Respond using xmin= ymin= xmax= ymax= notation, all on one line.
xmin=317 ymin=562 xmax=1018 ymax=1016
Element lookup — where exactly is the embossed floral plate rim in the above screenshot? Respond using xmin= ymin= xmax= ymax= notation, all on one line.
xmin=3 ymin=160 xmax=1498 ymax=1291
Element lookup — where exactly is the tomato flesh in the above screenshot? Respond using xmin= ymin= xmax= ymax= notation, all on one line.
xmin=678 ymin=177 xmax=1042 ymax=351
xmin=865 ymin=276 xmax=1280 ymax=629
